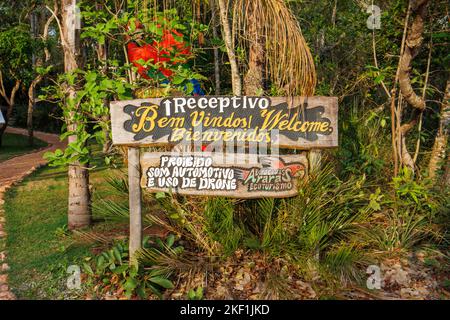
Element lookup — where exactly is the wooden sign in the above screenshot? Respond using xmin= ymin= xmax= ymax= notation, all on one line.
xmin=109 ymin=96 xmax=338 ymax=260
xmin=140 ymin=152 xmax=308 ymax=198
xmin=111 ymin=96 xmax=338 ymax=149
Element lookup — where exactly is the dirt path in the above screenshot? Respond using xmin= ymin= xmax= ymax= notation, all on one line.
xmin=0 ymin=127 xmax=66 ymax=300
xmin=0 ymin=127 xmax=66 ymax=186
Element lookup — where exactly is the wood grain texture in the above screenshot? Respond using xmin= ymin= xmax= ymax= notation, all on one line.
xmin=110 ymin=96 xmax=338 ymax=149
xmin=140 ymin=152 xmax=308 ymax=199
xmin=128 ymin=147 xmax=142 ymax=265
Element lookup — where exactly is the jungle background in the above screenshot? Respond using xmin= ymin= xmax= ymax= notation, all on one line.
xmin=0 ymin=0 xmax=449 ymax=300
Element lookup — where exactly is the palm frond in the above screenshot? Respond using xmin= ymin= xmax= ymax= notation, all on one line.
xmin=322 ymin=244 xmax=371 ymax=284
xmin=233 ymin=0 xmax=317 ymax=95
xmin=204 ymin=197 xmax=244 ymax=255
xmin=93 ymin=199 xmax=129 ymax=222
xmin=136 ymin=246 xmax=215 ymax=275
xmin=105 ymin=172 xmax=129 ymax=195
xmin=72 ymin=230 xmax=111 ymax=245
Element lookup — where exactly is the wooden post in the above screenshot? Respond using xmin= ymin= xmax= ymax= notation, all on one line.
xmin=128 ymin=147 xmax=142 ymax=266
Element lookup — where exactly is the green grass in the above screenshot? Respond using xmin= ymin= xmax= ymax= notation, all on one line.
xmin=0 ymin=132 xmax=48 ymax=162
xmin=2 ymin=147 xmax=124 ymax=299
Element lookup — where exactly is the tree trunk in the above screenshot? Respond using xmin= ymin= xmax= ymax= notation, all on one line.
xmin=27 ymin=86 xmax=36 ymax=146
xmin=331 ymin=0 xmax=337 ymax=27
xmin=217 ymin=0 xmax=241 ymax=95
xmin=397 ymin=0 xmax=430 ymax=172
xmin=243 ymin=1 xmax=264 ymax=96
xmin=429 ymin=80 xmax=450 ymax=182
xmin=61 ymin=0 xmax=92 ymax=229
xmin=27 ymin=11 xmax=39 ymax=146
xmin=398 ymin=0 xmax=429 ymax=112
xmin=27 ymin=8 xmax=57 ymax=146
xmin=28 ymin=9 xmax=55 ymax=147
xmin=211 ymin=0 xmax=221 ymax=95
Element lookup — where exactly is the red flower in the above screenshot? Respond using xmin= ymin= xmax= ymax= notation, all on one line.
xmin=126 ymin=23 xmax=191 ymax=79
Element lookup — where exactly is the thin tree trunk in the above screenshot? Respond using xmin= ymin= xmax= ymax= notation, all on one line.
xmin=211 ymin=0 xmax=221 ymax=95
xmin=61 ymin=0 xmax=92 ymax=229
xmin=398 ymin=111 xmax=419 ymax=171
xmin=243 ymin=1 xmax=264 ymax=96
xmin=398 ymin=0 xmax=429 ymax=112
xmin=4 ymin=83 xmax=20 ymax=123
xmin=397 ymin=0 xmax=430 ymax=171
xmin=331 ymin=0 xmax=337 ymax=27
xmin=390 ymin=2 xmax=412 ymax=176
xmin=28 ymin=9 xmax=54 ymax=146
xmin=27 ymin=11 xmax=39 ymax=146
xmin=429 ymin=80 xmax=450 ymax=182
xmin=27 ymin=84 xmax=37 ymax=146
xmin=217 ymin=0 xmax=241 ymax=95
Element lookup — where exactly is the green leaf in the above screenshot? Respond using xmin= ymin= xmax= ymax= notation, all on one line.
xmin=149 ymin=277 xmax=174 ymax=289
xmin=187 ymin=289 xmax=196 ymax=299
xmin=156 ymin=192 xmax=166 ymax=199
xmin=156 ymin=238 xmax=165 ymax=249
xmin=136 ymin=285 xmax=147 ymax=299
xmin=172 ymin=75 xmax=185 ymax=85
xmin=374 ymin=74 xmax=384 ymax=84
xmin=129 ymin=264 xmax=139 ymax=277
xmin=148 ymin=284 xmax=162 ymax=299
xmin=124 ymin=277 xmax=138 ymax=291
xmin=113 ymin=246 xmax=123 ymax=263
xmin=97 ymin=255 xmax=106 ymax=268
xmin=185 ymin=81 xmax=194 ymax=94
xmin=174 ymin=24 xmax=186 ymax=30
xmin=166 ymin=234 xmax=175 ymax=248
xmin=82 ymin=262 xmax=94 ymax=276
xmin=369 ymin=198 xmax=381 ymax=211
xmin=112 ymin=265 xmax=128 ymax=274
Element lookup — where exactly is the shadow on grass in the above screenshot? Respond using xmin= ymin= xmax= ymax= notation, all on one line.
xmin=0 ymin=132 xmax=48 ymax=162
xmin=3 ymin=145 xmax=127 ymax=299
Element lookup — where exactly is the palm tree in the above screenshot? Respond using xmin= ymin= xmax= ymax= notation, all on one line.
xmin=230 ymin=0 xmax=317 ymax=96
xmin=60 ymin=0 xmax=92 ymax=229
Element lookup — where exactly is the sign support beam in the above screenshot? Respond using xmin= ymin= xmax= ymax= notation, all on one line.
xmin=128 ymin=147 xmax=142 ymax=266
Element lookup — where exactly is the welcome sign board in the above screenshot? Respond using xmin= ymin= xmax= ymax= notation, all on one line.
xmin=111 ymin=96 xmax=338 ymax=149
xmin=110 ymin=96 xmax=338 ymax=258
xmin=140 ymin=152 xmax=308 ymax=198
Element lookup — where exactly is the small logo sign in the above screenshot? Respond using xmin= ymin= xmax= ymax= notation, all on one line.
xmin=367 ymin=5 xmax=381 ymax=30
xmin=366 ymin=265 xmax=382 ymax=290
xmin=67 ymin=265 xmax=81 ymax=290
